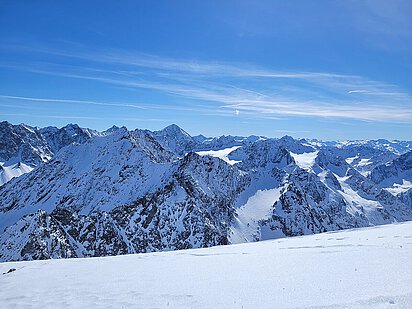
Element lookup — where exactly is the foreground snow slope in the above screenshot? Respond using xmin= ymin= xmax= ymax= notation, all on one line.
xmin=1 ymin=222 xmax=411 ymax=309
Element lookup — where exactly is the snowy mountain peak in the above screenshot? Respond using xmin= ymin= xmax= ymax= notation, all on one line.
xmin=102 ymin=125 xmax=121 ymax=135
xmin=192 ymin=134 xmax=209 ymax=143
xmin=158 ymin=124 xmax=191 ymax=138
xmin=0 ymin=122 xmax=412 ymax=262
xmin=279 ymin=135 xmax=295 ymax=142
xmin=151 ymin=124 xmax=196 ymax=156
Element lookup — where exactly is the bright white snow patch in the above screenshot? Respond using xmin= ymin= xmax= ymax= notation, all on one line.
xmin=358 ymin=158 xmax=373 ymax=166
xmin=196 ymin=146 xmax=241 ymax=165
xmin=0 ymin=162 xmax=33 ymax=186
xmin=230 ymin=187 xmax=282 ymax=243
xmin=346 ymin=155 xmax=359 ymax=164
xmin=1 ymin=222 xmax=411 ymax=308
xmin=385 ymin=179 xmax=412 ymax=196
xmin=290 ymin=151 xmax=318 ymax=172
xmin=334 ymin=174 xmax=386 ymax=223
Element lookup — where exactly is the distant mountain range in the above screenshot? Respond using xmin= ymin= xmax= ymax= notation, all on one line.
xmin=1 ymin=121 xmax=411 ymax=262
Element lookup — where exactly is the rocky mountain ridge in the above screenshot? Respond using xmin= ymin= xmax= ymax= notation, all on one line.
xmin=0 ymin=121 xmax=411 ymax=261
xmin=0 ymin=121 xmax=100 ymax=186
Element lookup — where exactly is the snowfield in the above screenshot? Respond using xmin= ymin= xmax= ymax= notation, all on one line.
xmin=1 ymin=222 xmax=411 ymax=308
xmin=196 ymin=146 xmax=242 ymax=165
xmin=385 ymin=179 xmax=412 ymax=196
xmin=0 ymin=162 xmax=34 ymax=186
xmin=230 ymin=187 xmax=283 ymax=243
xmin=290 ymin=151 xmax=318 ymax=172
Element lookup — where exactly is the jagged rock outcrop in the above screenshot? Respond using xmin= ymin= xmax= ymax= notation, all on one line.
xmin=0 ymin=122 xmax=411 ymax=262
xmin=370 ymin=151 xmax=412 ymax=186
xmin=0 ymin=121 xmax=97 ymax=186
xmin=149 ymin=124 xmax=197 ymax=156
xmin=0 ymin=128 xmax=248 ymax=261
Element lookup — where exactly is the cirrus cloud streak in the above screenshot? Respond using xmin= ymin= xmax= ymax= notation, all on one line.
xmin=1 ymin=44 xmax=412 ymax=122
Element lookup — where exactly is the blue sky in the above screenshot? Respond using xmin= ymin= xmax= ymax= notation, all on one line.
xmin=1 ymin=0 xmax=412 ymax=140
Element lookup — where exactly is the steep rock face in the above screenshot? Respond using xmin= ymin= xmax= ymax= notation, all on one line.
xmin=150 ymin=124 xmax=197 ymax=156
xmin=0 ymin=122 xmax=52 ymax=186
xmin=231 ymin=143 xmax=411 ymax=242
xmin=264 ymin=169 xmax=347 ymax=237
xmin=368 ymin=151 xmax=412 ymax=208
xmin=370 ymin=151 xmax=412 ymax=186
xmin=400 ymin=190 xmax=412 ymax=207
xmin=0 ymin=130 xmax=249 ymax=261
xmin=314 ymin=150 xmax=408 ymax=223
xmin=323 ymin=145 xmax=398 ymax=176
xmin=39 ymin=123 xmax=97 ymax=153
xmin=0 ymin=210 xmax=80 ymax=261
xmin=177 ymin=152 xmax=248 ymax=201
xmin=276 ymin=135 xmax=315 ymax=154
xmin=1 ymin=122 xmax=412 ymax=262
xmin=232 ymin=140 xmax=295 ymax=172
xmin=194 ymin=134 xmax=265 ymax=151
xmin=0 ymin=121 xmax=96 ymax=186
xmin=0 ymin=128 xmax=174 ymax=220
xmin=315 ymin=149 xmax=349 ymax=176
xmin=308 ymin=138 xmax=412 ymax=155
xmin=0 ymin=121 xmax=52 ymax=166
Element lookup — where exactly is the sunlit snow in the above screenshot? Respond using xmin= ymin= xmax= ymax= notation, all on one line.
xmin=196 ymin=146 xmax=241 ymax=165
xmin=1 ymin=222 xmax=411 ymax=308
xmin=345 ymin=155 xmax=359 ymax=165
xmin=230 ymin=187 xmax=282 ymax=243
xmin=289 ymin=151 xmax=318 ymax=172
xmin=385 ymin=179 xmax=412 ymax=196
xmin=335 ymin=174 xmax=387 ymax=222
xmin=0 ymin=162 xmax=33 ymax=186
xmin=358 ymin=158 xmax=373 ymax=166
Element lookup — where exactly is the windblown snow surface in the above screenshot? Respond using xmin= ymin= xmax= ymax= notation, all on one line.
xmin=1 ymin=222 xmax=411 ymax=308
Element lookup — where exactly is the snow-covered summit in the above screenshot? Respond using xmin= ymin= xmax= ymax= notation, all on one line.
xmin=150 ymin=124 xmax=196 ymax=156
xmin=1 ymin=121 xmax=412 ymax=262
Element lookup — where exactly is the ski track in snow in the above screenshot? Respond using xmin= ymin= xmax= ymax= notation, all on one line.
xmin=1 ymin=222 xmax=411 ymax=308
xmin=195 ymin=146 xmax=241 ymax=165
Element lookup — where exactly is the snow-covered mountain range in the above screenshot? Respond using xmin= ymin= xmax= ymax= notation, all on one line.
xmin=1 ymin=121 xmax=411 ymax=262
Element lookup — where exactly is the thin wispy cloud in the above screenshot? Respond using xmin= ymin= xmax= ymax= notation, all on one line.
xmin=2 ymin=44 xmax=412 ymax=123
xmin=0 ymin=113 xmax=101 ymax=120
xmin=0 ymin=95 xmax=148 ymax=110
xmin=0 ymin=92 xmax=238 ymax=118
xmin=0 ymin=112 xmax=171 ymax=123
xmin=348 ymin=90 xmax=369 ymax=94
